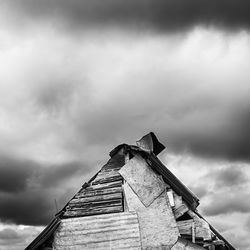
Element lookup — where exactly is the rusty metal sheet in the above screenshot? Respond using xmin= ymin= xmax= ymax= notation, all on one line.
xmin=53 ymin=212 xmax=141 ymax=250
xmin=119 ymin=154 xmax=165 ymax=207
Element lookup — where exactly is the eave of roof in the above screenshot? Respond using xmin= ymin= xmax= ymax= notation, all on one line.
xmin=195 ymin=211 xmax=236 ymax=250
xmin=25 ymin=217 xmax=60 ymax=250
xmin=146 ymin=152 xmax=200 ymax=210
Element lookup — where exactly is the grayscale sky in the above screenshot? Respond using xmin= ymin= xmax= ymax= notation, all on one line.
xmin=0 ymin=1 xmax=250 ymax=249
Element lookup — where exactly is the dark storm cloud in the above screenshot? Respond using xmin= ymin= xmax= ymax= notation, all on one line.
xmin=0 ymin=155 xmax=35 ymax=192
xmin=2 ymin=0 xmax=250 ymax=31
xmin=213 ymin=166 xmax=248 ymax=187
xmin=37 ymin=162 xmax=83 ymax=188
xmin=0 ymin=154 xmax=90 ymax=225
xmin=74 ymin=96 xmax=250 ymax=162
xmin=0 ymin=154 xmax=82 ymax=192
xmin=0 ymin=190 xmax=60 ymax=225
xmin=165 ymin=106 xmax=250 ymax=162
xmin=203 ymin=192 xmax=250 ymax=216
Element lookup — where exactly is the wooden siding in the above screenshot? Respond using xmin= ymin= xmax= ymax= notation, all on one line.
xmin=171 ymin=237 xmax=205 ymax=250
xmin=63 ymin=153 xmax=125 ymax=218
xmin=177 ymin=219 xmax=211 ymax=241
xmin=53 ymin=212 xmax=141 ymax=250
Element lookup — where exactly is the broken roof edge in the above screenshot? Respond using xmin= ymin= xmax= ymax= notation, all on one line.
xmin=136 ymin=132 xmax=166 ymax=155
xmin=25 ymin=172 xmax=103 ymax=250
xmin=109 ymin=132 xmax=165 ymax=157
xmin=195 ymin=211 xmax=236 ymax=250
xmin=109 ymin=142 xmax=200 ymax=210
xmin=133 ymin=148 xmax=200 ymax=210
xmin=25 ymin=217 xmax=60 ymax=250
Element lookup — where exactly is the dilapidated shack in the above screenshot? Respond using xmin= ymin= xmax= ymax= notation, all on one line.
xmin=26 ymin=132 xmax=235 ymax=250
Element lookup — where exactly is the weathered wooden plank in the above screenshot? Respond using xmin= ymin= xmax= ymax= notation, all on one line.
xmin=187 ymin=211 xmax=212 ymax=241
xmin=123 ymin=182 xmax=179 ymax=249
xmin=75 ymin=186 xmax=122 ymax=198
xmin=61 ymin=210 xmax=138 ymax=223
xmin=94 ymin=170 xmax=121 ymax=178
xmin=171 ymin=237 xmax=205 ymax=250
xmin=91 ymin=175 xmax=123 ymax=185
xmin=54 ymin=212 xmax=141 ymax=250
xmin=167 ymin=189 xmax=175 ymax=207
xmin=177 ymin=219 xmax=212 ymax=241
xmin=70 ymin=192 xmax=122 ymax=204
xmin=63 ymin=205 xmax=123 ymax=217
xmin=119 ymin=154 xmax=165 ymax=207
xmin=173 ymin=204 xmax=189 ymax=219
xmin=177 ymin=219 xmax=195 ymax=235
xmin=54 ymin=239 xmax=141 ymax=250
xmin=86 ymin=180 xmax=123 ymax=190
xmin=55 ymin=228 xmax=140 ymax=243
xmin=195 ymin=218 xmax=211 ymax=241
xmin=67 ymin=199 xmax=122 ymax=210
xmin=173 ymin=192 xmax=183 ymax=207
xmin=58 ymin=219 xmax=139 ymax=234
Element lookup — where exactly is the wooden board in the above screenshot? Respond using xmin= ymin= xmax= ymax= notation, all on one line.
xmin=54 ymin=212 xmax=141 ymax=250
xmin=173 ymin=204 xmax=189 ymax=219
xmin=63 ymin=157 xmax=124 ymax=218
xmin=177 ymin=218 xmax=211 ymax=241
xmin=171 ymin=237 xmax=205 ymax=250
xmin=75 ymin=186 xmax=122 ymax=198
xmin=70 ymin=192 xmax=122 ymax=204
xmin=119 ymin=154 xmax=165 ymax=207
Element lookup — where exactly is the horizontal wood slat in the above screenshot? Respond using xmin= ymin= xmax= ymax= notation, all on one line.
xmin=70 ymin=192 xmax=122 ymax=204
xmin=67 ymin=199 xmax=122 ymax=209
xmin=64 ymin=205 xmax=123 ymax=217
xmin=173 ymin=203 xmax=189 ymax=219
xmin=91 ymin=175 xmax=123 ymax=185
xmin=75 ymin=186 xmax=122 ymax=198
xmin=54 ymin=212 xmax=141 ymax=250
xmin=62 ymin=152 xmax=124 ymax=218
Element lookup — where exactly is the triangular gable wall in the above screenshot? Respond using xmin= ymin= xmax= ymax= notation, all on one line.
xmin=26 ymin=133 xmax=235 ymax=250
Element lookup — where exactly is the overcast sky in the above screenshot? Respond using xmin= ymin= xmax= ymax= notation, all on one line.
xmin=0 ymin=1 xmax=250 ymax=249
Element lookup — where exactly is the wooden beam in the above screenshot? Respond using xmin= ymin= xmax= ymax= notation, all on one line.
xmin=63 ymin=205 xmax=123 ymax=217
xmin=173 ymin=203 xmax=189 ymax=219
xmin=75 ymin=186 xmax=122 ymax=198
xmin=70 ymin=192 xmax=122 ymax=204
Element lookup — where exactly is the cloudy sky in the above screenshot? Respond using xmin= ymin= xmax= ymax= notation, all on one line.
xmin=0 ymin=1 xmax=250 ymax=249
